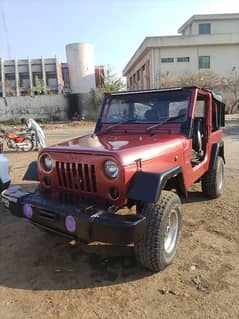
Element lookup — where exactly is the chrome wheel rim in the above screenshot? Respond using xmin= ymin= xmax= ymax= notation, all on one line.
xmin=164 ymin=209 xmax=179 ymax=255
xmin=23 ymin=140 xmax=32 ymax=151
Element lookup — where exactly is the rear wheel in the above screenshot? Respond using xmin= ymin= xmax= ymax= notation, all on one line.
xmin=134 ymin=191 xmax=182 ymax=272
xmin=201 ymin=156 xmax=224 ymax=198
xmin=22 ymin=138 xmax=34 ymax=152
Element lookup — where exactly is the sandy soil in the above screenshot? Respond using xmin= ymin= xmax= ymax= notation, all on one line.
xmin=0 ymin=123 xmax=238 ymax=319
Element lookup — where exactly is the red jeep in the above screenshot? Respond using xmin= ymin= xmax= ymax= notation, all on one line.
xmin=1 ymin=87 xmax=225 ymax=272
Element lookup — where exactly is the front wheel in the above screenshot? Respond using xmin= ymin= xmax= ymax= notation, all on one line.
xmin=135 ymin=191 xmax=182 ymax=272
xmin=22 ymin=138 xmax=34 ymax=152
xmin=201 ymin=156 xmax=224 ymax=198
xmin=6 ymin=138 xmax=14 ymax=149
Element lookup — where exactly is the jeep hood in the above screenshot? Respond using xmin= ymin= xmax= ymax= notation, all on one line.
xmin=46 ymin=133 xmax=186 ymax=166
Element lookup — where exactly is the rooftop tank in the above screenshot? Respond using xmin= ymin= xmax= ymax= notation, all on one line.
xmin=66 ymin=43 xmax=96 ymax=93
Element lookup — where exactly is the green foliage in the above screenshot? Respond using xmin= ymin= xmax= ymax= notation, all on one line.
xmin=34 ymin=75 xmax=45 ymax=94
xmin=0 ymin=118 xmax=21 ymax=127
xmin=101 ymin=67 xmax=126 ymax=92
xmin=89 ymin=88 xmax=103 ymax=113
xmin=26 ymin=87 xmax=34 ymax=96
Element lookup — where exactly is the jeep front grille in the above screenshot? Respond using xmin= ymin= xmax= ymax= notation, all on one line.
xmin=56 ymin=161 xmax=97 ymax=193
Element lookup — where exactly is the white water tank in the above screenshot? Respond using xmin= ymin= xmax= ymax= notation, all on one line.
xmin=66 ymin=43 xmax=96 ymax=93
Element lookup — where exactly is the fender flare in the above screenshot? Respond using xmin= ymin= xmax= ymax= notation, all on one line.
xmin=23 ymin=160 xmax=39 ymax=181
xmin=127 ymin=165 xmax=182 ymax=203
xmin=209 ymin=142 xmax=225 ymax=170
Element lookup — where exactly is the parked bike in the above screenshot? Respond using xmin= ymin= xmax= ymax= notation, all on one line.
xmin=0 ymin=129 xmax=35 ymax=152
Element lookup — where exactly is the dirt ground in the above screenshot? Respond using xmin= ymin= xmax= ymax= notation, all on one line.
xmin=0 ymin=122 xmax=238 ymax=319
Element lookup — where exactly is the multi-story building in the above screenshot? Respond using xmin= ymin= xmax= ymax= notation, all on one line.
xmin=0 ymin=57 xmax=64 ymax=97
xmin=123 ymin=13 xmax=239 ymax=90
xmin=0 ymin=43 xmax=105 ymax=97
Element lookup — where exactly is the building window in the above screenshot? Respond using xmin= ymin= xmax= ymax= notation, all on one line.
xmin=46 ymin=72 xmax=57 ymax=88
xmin=177 ymin=57 xmax=190 ymax=62
xmin=137 ymin=70 xmax=140 ymax=81
xmin=199 ymin=56 xmax=210 ymax=69
xmin=19 ymin=72 xmax=30 ymax=89
xmin=199 ymin=23 xmax=211 ymax=35
xmin=161 ymin=58 xmax=174 ymax=63
xmin=129 ymin=77 xmax=132 ymax=87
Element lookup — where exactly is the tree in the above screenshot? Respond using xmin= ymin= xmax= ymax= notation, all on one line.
xmin=101 ymin=67 xmax=126 ymax=92
xmin=4 ymin=80 xmax=15 ymax=96
xmin=222 ymin=71 xmax=239 ymax=113
xmin=34 ymin=75 xmax=45 ymax=95
xmin=174 ymin=71 xmax=222 ymax=90
xmin=89 ymin=88 xmax=103 ymax=114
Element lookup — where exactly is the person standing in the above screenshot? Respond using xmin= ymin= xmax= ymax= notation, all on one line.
xmin=21 ymin=118 xmax=46 ymax=150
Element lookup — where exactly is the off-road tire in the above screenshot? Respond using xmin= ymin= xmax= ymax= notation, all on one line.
xmin=135 ymin=191 xmax=182 ymax=272
xmin=201 ymin=156 xmax=224 ymax=198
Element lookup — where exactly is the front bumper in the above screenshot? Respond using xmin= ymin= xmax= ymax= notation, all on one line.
xmin=1 ymin=186 xmax=146 ymax=245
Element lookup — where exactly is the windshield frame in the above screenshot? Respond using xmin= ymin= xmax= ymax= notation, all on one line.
xmin=100 ymin=88 xmax=193 ymax=126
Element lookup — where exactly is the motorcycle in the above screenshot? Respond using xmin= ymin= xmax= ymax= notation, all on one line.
xmin=0 ymin=129 xmax=35 ymax=152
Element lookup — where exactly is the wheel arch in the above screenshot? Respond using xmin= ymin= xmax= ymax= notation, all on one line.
xmin=23 ymin=160 xmax=39 ymax=181
xmin=127 ymin=165 xmax=186 ymax=203
xmin=209 ymin=142 xmax=225 ymax=170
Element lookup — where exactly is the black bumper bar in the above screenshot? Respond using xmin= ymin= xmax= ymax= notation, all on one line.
xmin=1 ymin=186 xmax=146 ymax=245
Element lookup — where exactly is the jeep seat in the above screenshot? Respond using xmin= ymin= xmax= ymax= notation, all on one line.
xmin=144 ymin=109 xmax=159 ymax=122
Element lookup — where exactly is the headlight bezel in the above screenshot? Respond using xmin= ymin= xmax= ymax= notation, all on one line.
xmin=103 ymin=160 xmax=119 ymax=179
xmin=40 ymin=154 xmax=53 ymax=172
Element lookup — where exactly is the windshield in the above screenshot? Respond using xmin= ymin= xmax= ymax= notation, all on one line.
xmin=101 ymin=90 xmax=192 ymax=124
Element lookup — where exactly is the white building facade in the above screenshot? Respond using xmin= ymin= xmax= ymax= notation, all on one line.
xmin=123 ymin=13 xmax=239 ymax=90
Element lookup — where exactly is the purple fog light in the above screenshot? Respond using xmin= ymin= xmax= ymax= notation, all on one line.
xmin=23 ymin=203 xmax=33 ymax=218
xmin=65 ymin=215 xmax=76 ymax=233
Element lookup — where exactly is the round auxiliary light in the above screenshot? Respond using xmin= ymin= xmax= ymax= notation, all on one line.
xmin=65 ymin=215 xmax=76 ymax=233
xmin=23 ymin=203 xmax=33 ymax=219
xmin=41 ymin=154 xmax=53 ymax=172
xmin=103 ymin=160 xmax=119 ymax=179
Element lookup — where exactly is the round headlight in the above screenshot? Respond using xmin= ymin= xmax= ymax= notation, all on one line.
xmin=41 ymin=154 xmax=53 ymax=172
xmin=104 ymin=160 xmax=119 ymax=179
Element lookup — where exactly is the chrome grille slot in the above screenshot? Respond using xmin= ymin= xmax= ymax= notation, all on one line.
xmin=66 ymin=163 xmax=73 ymax=189
xmin=78 ymin=164 xmax=84 ymax=190
xmin=84 ymin=164 xmax=90 ymax=192
xmin=61 ymin=162 xmax=67 ymax=187
xmin=91 ymin=165 xmax=97 ymax=192
xmin=56 ymin=161 xmax=97 ymax=193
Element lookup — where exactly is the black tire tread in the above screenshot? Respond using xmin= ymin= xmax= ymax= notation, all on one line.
xmin=135 ymin=191 xmax=182 ymax=271
xmin=201 ymin=156 xmax=224 ymax=198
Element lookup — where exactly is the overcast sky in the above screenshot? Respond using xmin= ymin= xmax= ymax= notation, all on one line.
xmin=0 ymin=0 xmax=239 ymax=76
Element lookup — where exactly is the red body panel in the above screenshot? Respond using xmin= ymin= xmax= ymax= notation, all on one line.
xmin=40 ymin=132 xmax=187 ymax=206
xmin=38 ymin=87 xmax=224 ymax=207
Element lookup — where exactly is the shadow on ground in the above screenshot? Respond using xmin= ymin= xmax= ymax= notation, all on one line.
xmin=0 ymin=179 xmax=221 ymax=292
xmin=0 ymin=183 xmax=152 ymax=291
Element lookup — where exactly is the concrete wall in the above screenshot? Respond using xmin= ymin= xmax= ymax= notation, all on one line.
xmin=0 ymin=92 xmax=103 ymax=122
xmin=66 ymin=92 xmax=103 ymax=121
xmin=0 ymin=95 xmax=68 ymax=121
